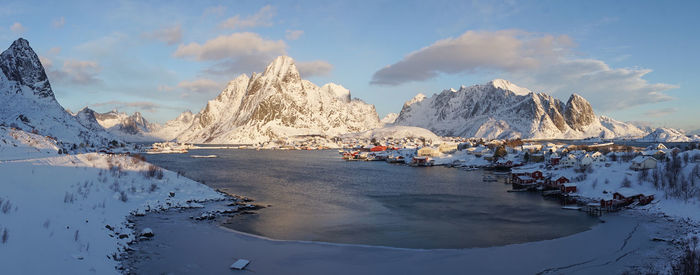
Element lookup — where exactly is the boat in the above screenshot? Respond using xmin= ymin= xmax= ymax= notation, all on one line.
xmin=482 ymin=176 xmax=498 ymax=182
xmin=191 ymin=155 xmax=218 ymax=158
xmin=386 ymin=155 xmax=405 ymax=163
xmin=409 ymin=156 xmax=434 ymax=167
xmin=507 ymin=188 xmax=530 ymax=192
xmin=492 ymin=171 xmax=510 ymax=175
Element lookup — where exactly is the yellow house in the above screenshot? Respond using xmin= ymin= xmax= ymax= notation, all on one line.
xmin=417 ymin=147 xmax=440 ymax=157
xmin=438 ymin=143 xmax=458 ymax=154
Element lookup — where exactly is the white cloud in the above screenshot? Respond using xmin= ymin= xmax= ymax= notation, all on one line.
xmin=644 ymin=107 xmax=678 ymax=117
xmin=9 ymin=22 xmax=25 ymax=33
xmin=285 ymin=30 xmax=304 ymax=40
xmin=41 ymin=56 xmax=102 ymax=85
xmin=141 ymin=25 xmax=183 ymax=45
xmin=174 ymin=32 xmax=285 ymax=61
xmin=174 ymin=32 xmax=286 ymax=75
xmin=219 ymin=5 xmax=275 ymax=29
xmin=371 ymin=30 xmax=676 ymax=111
xmin=177 ymin=78 xmax=222 ymax=95
xmin=297 ymin=60 xmax=333 ymax=77
xmin=92 ymin=101 xmax=163 ymax=113
xmin=52 ymin=17 xmax=65 ymax=28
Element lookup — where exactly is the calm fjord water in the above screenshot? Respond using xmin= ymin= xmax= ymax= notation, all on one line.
xmin=145 ymin=149 xmax=598 ymax=249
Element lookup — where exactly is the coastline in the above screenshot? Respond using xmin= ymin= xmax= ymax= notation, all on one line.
xmin=123 ymin=199 xmax=693 ymax=274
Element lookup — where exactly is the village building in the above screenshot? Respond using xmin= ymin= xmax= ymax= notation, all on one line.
xmin=417 ymin=147 xmax=440 ymax=157
xmin=438 ymin=143 xmax=459 ymax=154
xmin=577 ymin=153 xmax=594 ymax=169
xmin=629 ymin=156 xmax=657 ymax=170
xmin=590 ymin=151 xmax=606 ymax=163
xmin=560 ymin=154 xmax=578 ymax=168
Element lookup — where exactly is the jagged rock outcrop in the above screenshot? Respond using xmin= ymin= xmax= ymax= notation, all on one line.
xmin=395 ymin=79 xmax=647 ymax=139
xmin=176 ymin=56 xmax=381 ymax=144
xmin=0 ymin=38 xmax=113 ymax=145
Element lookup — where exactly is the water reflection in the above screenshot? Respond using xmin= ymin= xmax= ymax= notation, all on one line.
xmin=146 ymin=149 xmax=598 ymax=249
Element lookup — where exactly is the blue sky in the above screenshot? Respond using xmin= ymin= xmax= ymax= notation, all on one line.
xmin=1 ymin=0 xmax=698 ymax=131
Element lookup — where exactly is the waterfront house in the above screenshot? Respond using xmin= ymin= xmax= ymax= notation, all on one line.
xmin=561 ymin=183 xmax=577 ymax=193
xmin=417 ymin=147 xmax=440 ymax=157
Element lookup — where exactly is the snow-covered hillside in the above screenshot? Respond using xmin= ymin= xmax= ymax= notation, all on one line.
xmin=637 ymin=128 xmax=698 ymax=142
xmin=394 ymin=79 xmax=647 ymax=140
xmin=0 ymin=38 xmax=114 ymax=145
xmin=0 ymin=125 xmax=59 ymax=160
xmin=0 ymin=126 xmax=224 ymax=274
xmin=176 ymin=56 xmax=381 ymax=144
xmin=342 ymin=125 xmax=441 ymax=143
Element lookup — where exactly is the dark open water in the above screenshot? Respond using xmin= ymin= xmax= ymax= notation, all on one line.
xmin=145 ymin=149 xmax=598 ymax=249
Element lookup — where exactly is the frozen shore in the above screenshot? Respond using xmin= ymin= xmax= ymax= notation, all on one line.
xmin=124 ymin=201 xmax=695 ymax=274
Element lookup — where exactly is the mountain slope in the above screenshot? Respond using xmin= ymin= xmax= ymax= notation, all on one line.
xmin=176 ymin=56 xmax=381 ymax=144
xmin=0 ymin=38 xmax=113 ymax=145
xmin=394 ymin=79 xmax=646 ymax=139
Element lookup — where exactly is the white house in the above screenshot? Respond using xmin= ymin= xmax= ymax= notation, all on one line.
xmin=578 ymin=153 xmax=594 ymax=169
xmin=630 ymin=156 xmax=657 ymax=171
xmin=591 ymin=151 xmax=606 ymax=163
xmin=560 ymin=154 xmax=578 ymax=168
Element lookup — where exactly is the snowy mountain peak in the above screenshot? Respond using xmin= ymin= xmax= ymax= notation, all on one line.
xmin=175 ymin=56 xmax=380 ymax=144
xmin=487 ymin=78 xmax=532 ymax=96
xmin=262 ymin=56 xmax=300 ymax=82
xmin=405 ymin=93 xmax=426 ymax=107
xmin=395 ymin=79 xmax=647 ymax=139
xmin=320 ymin=83 xmax=351 ymax=102
xmin=0 ymin=37 xmax=53 ymax=98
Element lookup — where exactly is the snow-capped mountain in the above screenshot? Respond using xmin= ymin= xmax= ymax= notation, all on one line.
xmin=637 ymin=128 xmax=697 ymax=142
xmin=394 ymin=79 xmax=647 ymax=139
xmin=149 ymin=110 xmax=195 ymax=141
xmin=75 ymin=108 xmax=162 ymax=142
xmin=176 ymin=56 xmax=381 ymax=144
xmin=380 ymin=113 xmax=398 ymax=125
xmin=0 ymin=38 xmax=113 ymax=145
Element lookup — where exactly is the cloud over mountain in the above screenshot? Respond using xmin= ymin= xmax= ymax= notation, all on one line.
xmin=371 ymin=30 xmax=677 ymax=111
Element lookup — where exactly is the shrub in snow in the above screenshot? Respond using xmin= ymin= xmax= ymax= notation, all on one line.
xmin=672 ymin=236 xmax=699 ymax=275
xmin=621 ymin=177 xmax=632 ymax=188
xmin=1 ymin=228 xmax=7 ymax=243
xmin=119 ymin=191 xmax=128 ymax=202
xmin=0 ymin=199 xmax=11 ymax=214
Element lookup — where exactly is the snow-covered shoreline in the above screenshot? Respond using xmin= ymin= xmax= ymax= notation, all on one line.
xmin=0 ymin=147 xmax=226 ymax=274
xmin=123 ymin=201 xmax=697 ymax=274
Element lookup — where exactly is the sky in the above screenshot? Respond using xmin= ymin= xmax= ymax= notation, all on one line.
xmin=1 ymin=0 xmax=698 ymax=131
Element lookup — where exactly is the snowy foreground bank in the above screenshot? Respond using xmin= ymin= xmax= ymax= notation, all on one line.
xmin=126 ymin=204 xmax=695 ymax=275
xmin=0 ymin=130 xmax=224 ymax=274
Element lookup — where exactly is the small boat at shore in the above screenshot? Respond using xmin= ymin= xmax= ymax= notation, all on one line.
xmin=482 ymin=176 xmax=498 ymax=182
xmin=191 ymin=155 xmax=218 ymax=158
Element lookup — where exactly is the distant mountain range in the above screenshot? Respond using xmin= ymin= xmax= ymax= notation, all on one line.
xmin=394 ymin=79 xmax=649 ymax=140
xmin=1 ymin=38 xmax=696 ymax=145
